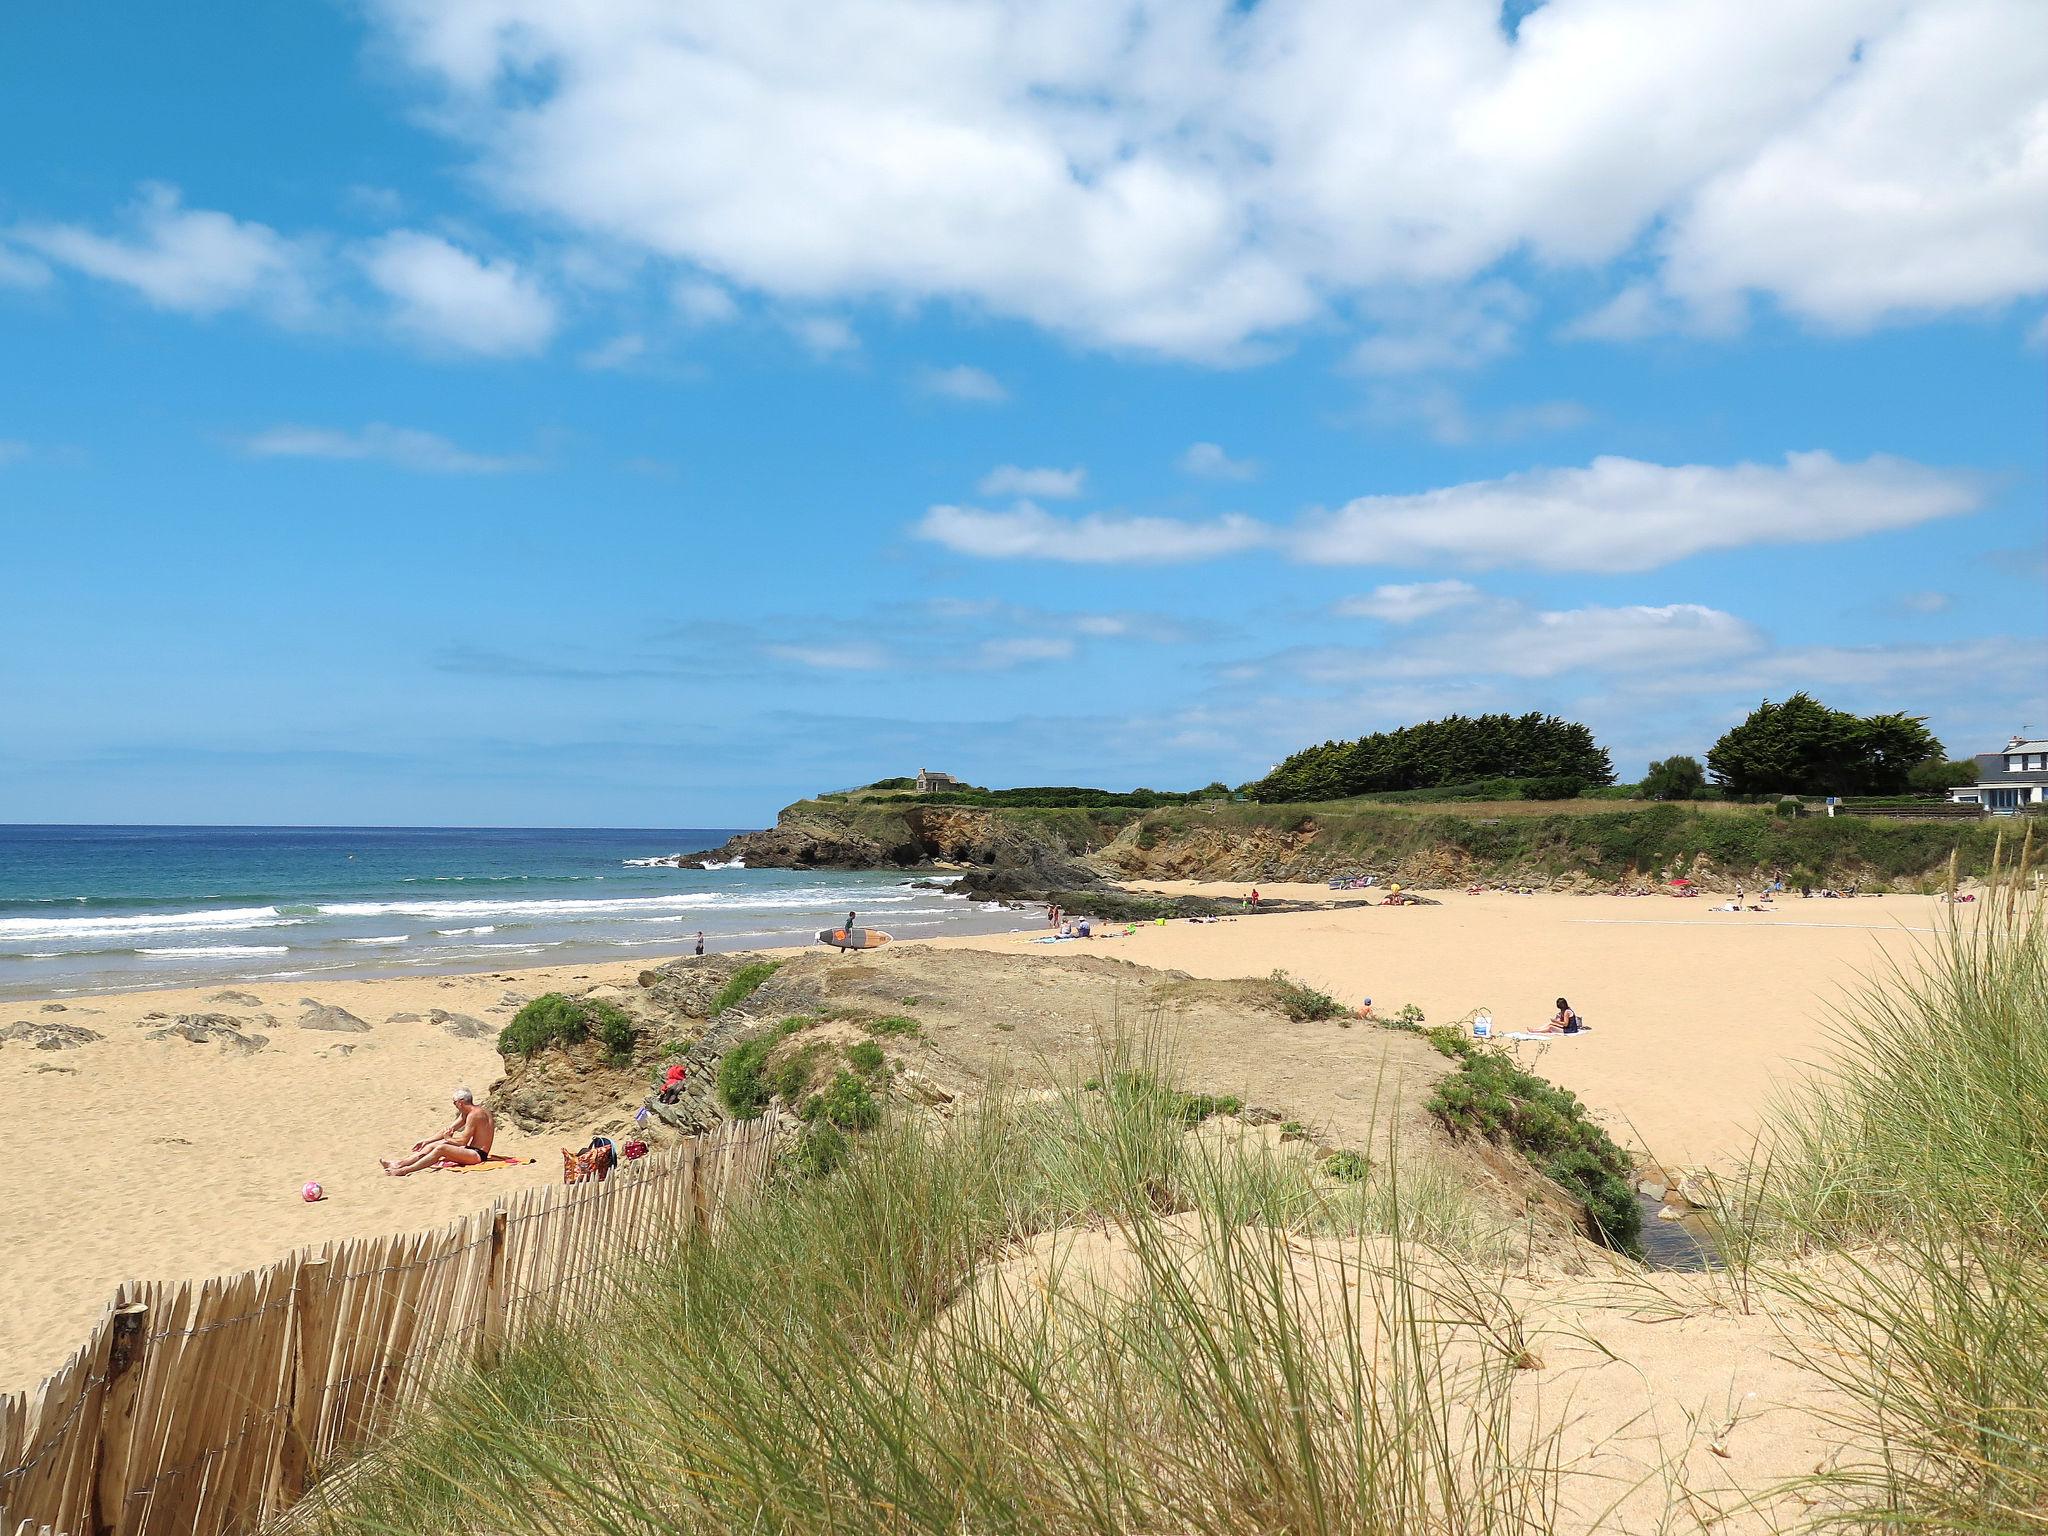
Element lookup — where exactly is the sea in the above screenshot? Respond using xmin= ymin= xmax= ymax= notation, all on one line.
xmin=0 ymin=825 xmax=1029 ymax=1002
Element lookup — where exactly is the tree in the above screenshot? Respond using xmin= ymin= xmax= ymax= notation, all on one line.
xmin=1906 ymin=758 xmax=1980 ymax=795
xmin=1640 ymin=755 xmax=1706 ymax=801
xmin=1707 ymin=694 xmax=1943 ymax=797
xmin=1250 ymin=712 xmax=1614 ymax=802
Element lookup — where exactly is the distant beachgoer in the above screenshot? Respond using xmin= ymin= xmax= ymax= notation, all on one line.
xmin=1533 ymin=998 xmax=1583 ymax=1035
xmin=1248 ymin=888 xmax=1261 ymax=907
xmin=694 ymin=931 xmax=705 ymax=957
xmin=846 ymin=910 xmax=857 ymax=934
xmin=382 ymin=1087 xmax=494 ymax=1176
xmin=1355 ymin=996 xmax=1375 ymax=1020
xmin=1076 ymin=918 xmax=1092 ymax=937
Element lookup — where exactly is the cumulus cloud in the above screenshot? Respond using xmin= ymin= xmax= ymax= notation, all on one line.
xmin=362 ymin=0 xmax=2048 ymax=357
xmin=764 ymin=641 xmax=892 ymax=671
xmin=672 ymin=278 xmax=738 ymax=324
xmin=919 ymin=452 xmax=1982 ymax=573
xmin=1179 ymin=442 xmax=1258 ymax=481
xmin=579 ymin=332 xmax=646 ymax=371
xmin=359 ymin=230 xmax=557 ymax=356
xmin=977 ymin=464 xmax=1085 ymax=499
xmin=1293 ymin=452 xmax=1982 ymax=572
xmin=17 ymin=183 xmax=317 ymax=320
xmin=916 ymin=502 xmax=1268 ymax=564
xmin=786 ymin=315 xmax=859 ymax=356
xmin=919 ymin=364 xmax=1008 ymax=402
xmin=1335 ymin=580 xmax=1481 ymax=624
xmin=237 ymin=422 xmax=535 ymax=474
xmin=1251 ymin=602 xmax=1765 ymax=684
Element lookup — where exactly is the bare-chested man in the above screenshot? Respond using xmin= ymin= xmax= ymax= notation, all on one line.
xmin=381 ymin=1087 xmax=495 ymax=1176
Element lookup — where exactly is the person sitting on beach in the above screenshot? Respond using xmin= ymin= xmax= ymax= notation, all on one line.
xmin=1531 ymin=997 xmax=1585 ymax=1035
xmin=381 ymin=1087 xmax=494 ymax=1176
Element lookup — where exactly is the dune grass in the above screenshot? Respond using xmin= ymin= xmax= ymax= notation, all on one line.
xmin=1748 ymin=838 xmax=2048 ymax=1532
xmin=306 ymin=1047 xmax=1545 ymax=1536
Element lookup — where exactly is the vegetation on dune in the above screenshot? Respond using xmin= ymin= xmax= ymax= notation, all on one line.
xmin=1720 ymin=840 xmax=2048 ymax=1532
xmin=711 ymin=959 xmax=781 ymax=1013
xmin=1640 ymin=754 xmax=1707 ymax=801
xmin=1250 ymin=711 xmax=1615 ymax=802
xmin=498 ymin=993 xmax=639 ymax=1067
xmin=1416 ymin=1031 xmax=1641 ymax=1254
xmin=309 ymin=1050 xmax=1537 ymax=1536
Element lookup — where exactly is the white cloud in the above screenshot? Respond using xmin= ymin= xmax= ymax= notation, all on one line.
xmin=786 ymin=315 xmax=859 ymax=356
xmin=976 ymin=635 xmax=1076 ymax=666
xmin=1349 ymin=282 xmax=1530 ymax=374
xmin=765 ymin=641 xmax=891 ymax=670
xmin=1335 ymin=580 xmax=1481 ymax=624
xmin=1255 ymin=602 xmax=1764 ymax=683
xmin=359 ymin=230 xmax=557 ymax=356
xmin=1295 ymin=452 xmax=1981 ymax=573
xmin=918 ymin=452 xmax=1982 ymax=573
xmin=0 ymin=245 xmax=51 ymax=289
xmin=579 ymin=332 xmax=646 ymax=370
xmin=673 ymin=278 xmax=739 ymax=324
xmin=918 ymin=364 xmax=1008 ymax=402
xmin=1898 ymin=591 xmax=1954 ymax=615
xmin=916 ymin=501 xmax=1268 ymax=564
xmin=238 ymin=422 xmax=535 ymax=474
xmin=1178 ymin=442 xmax=1258 ymax=481
xmin=362 ymin=0 xmax=2048 ymax=358
xmin=977 ymin=464 xmax=1085 ymax=499
xmin=17 ymin=183 xmax=316 ymax=320
xmin=1363 ymin=384 xmax=1592 ymax=446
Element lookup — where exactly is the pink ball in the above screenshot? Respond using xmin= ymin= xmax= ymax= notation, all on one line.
xmin=302 ymin=1182 xmax=324 ymax=1203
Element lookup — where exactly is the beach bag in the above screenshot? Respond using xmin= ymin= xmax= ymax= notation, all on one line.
xmin=1472 ymin=1010 xmax=1493 ymax=1039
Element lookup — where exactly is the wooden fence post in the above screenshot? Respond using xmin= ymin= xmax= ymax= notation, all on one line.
xmin=269 ymin=1259 xmax=336 ymax=1513
xmin=480 ymin=1211 xmax=509 ymax=1368
xmin=88 ymin=1304 xmax=148 ymax=1536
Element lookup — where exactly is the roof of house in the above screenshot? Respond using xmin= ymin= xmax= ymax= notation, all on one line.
xmin=2001 ymin=738 xmax=2048 ymax=754
xmin=1973 ymin=752 xmax=2048 ymax=785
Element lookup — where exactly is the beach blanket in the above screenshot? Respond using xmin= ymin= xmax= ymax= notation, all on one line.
xmin=1504 ymin=1031 xmax=1588 ymax=1041
xmin=436 ymin=1155 xmax=531 ymax=1172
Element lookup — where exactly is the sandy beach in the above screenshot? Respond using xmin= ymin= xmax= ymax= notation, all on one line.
xmin=1 ymin=883 xmax=1947 ymax=1391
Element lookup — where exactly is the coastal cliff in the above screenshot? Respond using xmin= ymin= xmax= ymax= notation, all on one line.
xmin=686 ymin=796 xmax=2005 ymax=893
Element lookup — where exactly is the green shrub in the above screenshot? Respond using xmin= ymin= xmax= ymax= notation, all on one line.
xmin=1427 ymin=1051 xmax=1639 ymax=1253
xmin=1322 ymin=1150 xmax=1371 ymax=1182
xmin=1393 ymin=1002 xmax=1426 ymax=1025
xmin=791 ymin=1118 xmax=849 ymax=1177
xmin=499 ymin=993 xmax=639 ymax=1067
xmin=1268 ymin=970 xmax=1343 ymax=1021
xmin=771 ymin=1041 xmax=828 ymax=1104
xmin=1517 ymin=777 xmax=1584 ymax=801
xmin=811 ymin=1070 xmax=883 ymax=1131
xmin=863 ymin=1014 xmax=923 ymax=1037
xmin=711 ymin=961 xmax=781 ymax=1013
xmin=716 ymin=1034 xmax=779 ymax=1119
xmin=1422 ymin=1025 xmax=1473 ymax=1060
xmin=847 ymin=1040 xmax=885 ymax=1076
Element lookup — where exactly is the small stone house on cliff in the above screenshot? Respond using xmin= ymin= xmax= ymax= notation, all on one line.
xmin=916 ymin=768 xmax=962 ymax=793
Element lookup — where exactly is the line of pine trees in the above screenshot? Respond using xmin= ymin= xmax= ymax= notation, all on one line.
xmin=1247 ymin=712 xmax=1615 ymax=803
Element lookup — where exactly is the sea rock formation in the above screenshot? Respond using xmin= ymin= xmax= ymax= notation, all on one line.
xmin=0 ymin=1020 xmax=105 ymax=1051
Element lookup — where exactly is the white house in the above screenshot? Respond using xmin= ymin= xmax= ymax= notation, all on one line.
xmin=1948 ymin=735 xmax=2048 ymax=813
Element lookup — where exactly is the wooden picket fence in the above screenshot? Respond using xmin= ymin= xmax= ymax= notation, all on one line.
xmin=2 ymin=1116 xmax=777 ymax=1536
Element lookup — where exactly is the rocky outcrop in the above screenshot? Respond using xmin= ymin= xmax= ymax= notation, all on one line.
xmin=296 ymin=1001 xmax=372 ymax=1033
xmin=1 ymin=1020 xmax=105 ymax=1051
xmin=147 ymin=1015 xmax=268 ymax=1053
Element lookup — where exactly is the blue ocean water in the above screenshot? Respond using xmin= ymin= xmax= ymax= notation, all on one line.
xmin=0 ymin=826 xmax=1018 ymax=1000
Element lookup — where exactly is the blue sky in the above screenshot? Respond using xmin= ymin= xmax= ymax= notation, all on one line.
xmin=2 ymin=0 xmax=2043 ymax=827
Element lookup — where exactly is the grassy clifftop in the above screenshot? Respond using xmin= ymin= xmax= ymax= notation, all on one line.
xmin=706 ymin=795 xmax=2006 ymax=890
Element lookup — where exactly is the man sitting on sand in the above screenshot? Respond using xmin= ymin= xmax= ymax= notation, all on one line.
xmin=382 ymin=1087 xmax=494 ymax=1176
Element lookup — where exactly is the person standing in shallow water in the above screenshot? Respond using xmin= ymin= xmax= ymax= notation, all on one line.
xmin=694 ymin=931 xmax=705 ymax=957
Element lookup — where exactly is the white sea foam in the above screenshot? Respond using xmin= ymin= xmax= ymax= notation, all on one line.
xmin=315 ymin=894 xmax=722 ymax=921
xmin=0 ymin=907 xmax=305 ymax=945
xmin=621 ymin=856 xmax=680 ymax=868
xmin=434 ymin=926 xmax=496 ymax=936
xmin=343 ymin=934 xmax=410 ymax=946
xmin=700 ymin=857 xmax=746 ymax=870
xmin=136 ymin=944 xmax=291 ymax=958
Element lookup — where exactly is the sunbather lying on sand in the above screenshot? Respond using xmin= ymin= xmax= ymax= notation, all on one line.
xmin=382 ymin=1087 xmax=494 ymax=1176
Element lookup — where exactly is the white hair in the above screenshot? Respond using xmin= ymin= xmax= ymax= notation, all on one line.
xmin=452 ymin=1086 xmax=474 ymax=1103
